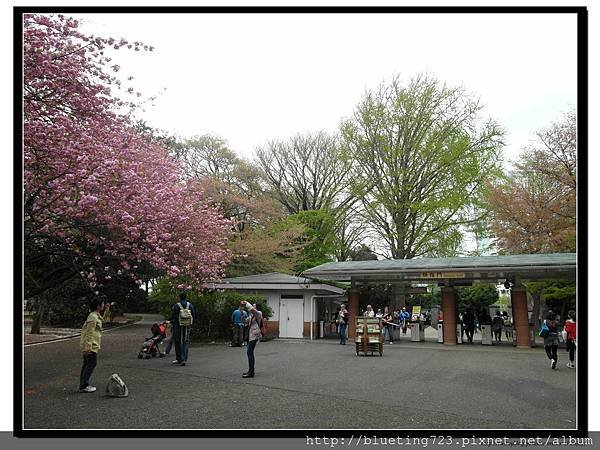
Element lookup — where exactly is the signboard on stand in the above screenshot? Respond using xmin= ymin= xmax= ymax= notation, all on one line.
xmin=411 ymin=305 xmax=421 ymax=322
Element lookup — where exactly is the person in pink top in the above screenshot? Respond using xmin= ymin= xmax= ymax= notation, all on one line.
xmin=564 ymin=310 xmax=577 ymax=368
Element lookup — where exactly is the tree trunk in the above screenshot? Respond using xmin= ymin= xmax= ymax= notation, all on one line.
xmin=30 ymin=298 xmax=47 ymax=334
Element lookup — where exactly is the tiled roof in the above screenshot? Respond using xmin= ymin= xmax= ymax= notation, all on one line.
xmin=220 ymin=272 xmax=318 ymax=285
xmin=302 ymin=253 xmax=576 ymax=282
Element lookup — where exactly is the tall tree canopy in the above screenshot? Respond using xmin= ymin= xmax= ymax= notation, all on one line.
xmin=24 ymin=14 xmax=231 ymax=297
xmin=255 ymin=131 xmax=354 ymax=214
xmin=170 ymin=134 xmax=282 ymax=233
xmin=486 ymin=109 xmax=576 ymax=254
xmin=340 ymin=74 xmax=505 ymax=259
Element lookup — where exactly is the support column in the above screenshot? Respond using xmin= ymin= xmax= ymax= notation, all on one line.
xmin=511 ymin=285 xmax=530 ymax=349
xmin=441 ymin=287 xmax=457 ymax=345
xmin=347 ymin=287 xmax=359 ymax=339
xmin=390 ymin=284 xmax=406 ymax=310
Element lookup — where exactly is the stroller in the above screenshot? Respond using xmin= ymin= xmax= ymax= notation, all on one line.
xmin=137 ymin=321 xmax=169 ymax=359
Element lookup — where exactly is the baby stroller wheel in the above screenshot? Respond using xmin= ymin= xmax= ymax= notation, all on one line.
xmin=159 ymin=352 xmax=165 ymax=358
xmin=137 ymin=352 xmax=143 ymax=359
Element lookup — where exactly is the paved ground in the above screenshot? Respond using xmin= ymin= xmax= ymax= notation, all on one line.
xmin=22 ymin=322 xmax=576 ymax=430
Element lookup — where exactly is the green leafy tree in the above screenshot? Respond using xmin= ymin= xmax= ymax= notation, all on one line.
xmin=340 ymin=74 xmax=505 ymax=259
xmin=525 ymin=279 xmax=575 ymax=325
xmin=29 ymin=272 xmax=138 ymax=332
xmin=409 ymin=284 xmax=498 ymax=314
xmin=275 ymin=210 xmax=337 ymax=272
xmin=348 ymin=244 xmax=378 ymax=261
xmin=225 ymin=221 xmax=307 ymax=277
xmin=456 ymin=283 xmax=499 ymax=313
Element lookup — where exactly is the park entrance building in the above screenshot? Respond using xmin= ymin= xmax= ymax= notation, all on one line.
xmin=215 ymin=272 xmax=345 ymax=339
xmin=302 ymin=253 xmax=577 ymax=348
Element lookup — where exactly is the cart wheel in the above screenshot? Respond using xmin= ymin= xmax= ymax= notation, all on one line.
xmin=379 ymin=351 xmax=383 ymax=356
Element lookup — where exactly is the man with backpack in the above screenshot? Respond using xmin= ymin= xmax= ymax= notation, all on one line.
xmin=171 ymin=292 xmax=196 ymax=366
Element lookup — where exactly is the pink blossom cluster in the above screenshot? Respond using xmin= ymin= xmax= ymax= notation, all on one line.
xmin=24 ymin=14 xmax=231 ymax=289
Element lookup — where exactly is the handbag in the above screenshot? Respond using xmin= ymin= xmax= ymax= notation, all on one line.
xmin=539 ymin=321 xmax=549 ymax=338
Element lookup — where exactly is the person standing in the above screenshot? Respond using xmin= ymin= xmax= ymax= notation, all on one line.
xmin=492 ymin=311 xmax=504 ymax=343
xmin=382 ymin=306 xmax=394 ymax=344
xmin=400 ymin=307 xmax=410 ymax=335
xmin=337 ymin=304 xmax=349 ymax=345
xmin=463 ymin=308 xmax=476 ymax=344
xmin=502 ymin=312 xmax=514 ymax=342
xmin=79 ymin=298 xmax=111 ymax=393
xmin=230 ymin=304 xmax=247 ymax=347
xmin=564 ymin=310 xmax=577 ymax=368
xmin=241 ymin=301 xmax=263 ymax=378
xmin=543 ymin=311 xmax=560 ymax=369
xmin=364 ymin=305 xmax=375 ymax=318
xmin=171 ymin=292 xmax=196 ymax=366
xmin=334 ymin=306 xmax=341 ymax=335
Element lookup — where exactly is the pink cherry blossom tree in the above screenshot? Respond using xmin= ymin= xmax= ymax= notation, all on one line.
xmin=24 ymin=14 xmax=231 ymax=301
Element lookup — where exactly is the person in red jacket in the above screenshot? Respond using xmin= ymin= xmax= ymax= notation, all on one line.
xmin=564 ymin=310 xmax=577 ymax=368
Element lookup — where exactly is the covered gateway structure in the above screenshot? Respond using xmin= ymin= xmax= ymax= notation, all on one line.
xmin=303 ymin=253 xmax=577 ymax=348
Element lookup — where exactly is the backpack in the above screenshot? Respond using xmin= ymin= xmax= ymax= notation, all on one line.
xmin=539 ymin=321 xmax=549 ymax=338
xmin=255 ymin=314 xmax=267 ymax=338
xmin=106 ymin=373 xmax=129 ymax=397
xmin=178 ymin=302 xmax=193 ymax=327
xmin=547 ymin=319 xmax=558 ymax=337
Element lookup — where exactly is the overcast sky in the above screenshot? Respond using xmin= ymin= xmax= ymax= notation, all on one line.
xmin=2 ymin=5 xmax=596 ymax=434
xmin=72 ymin=12 xmax=577 ymax=164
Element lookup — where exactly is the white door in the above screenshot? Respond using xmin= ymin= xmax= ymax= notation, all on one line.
xmin=279 ymin=299 xmax=304 ymax=338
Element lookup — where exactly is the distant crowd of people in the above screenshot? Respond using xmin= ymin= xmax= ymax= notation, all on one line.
xmin=327 ymin=303 xmax=577 ymax=370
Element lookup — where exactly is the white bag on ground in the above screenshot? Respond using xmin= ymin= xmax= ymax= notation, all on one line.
xmin=106 ymin=373 xmax=129 ymax=397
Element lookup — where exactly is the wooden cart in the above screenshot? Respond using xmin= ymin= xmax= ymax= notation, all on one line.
xmin=355 ymin=316 xmax=383 ymax=356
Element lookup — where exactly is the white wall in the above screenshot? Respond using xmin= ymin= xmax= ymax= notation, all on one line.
xmin=225 ymin=288 xmax=324 ymax=324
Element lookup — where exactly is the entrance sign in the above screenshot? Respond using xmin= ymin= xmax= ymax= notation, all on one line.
xmin=421 ymin=271 xmax=466 ymax=279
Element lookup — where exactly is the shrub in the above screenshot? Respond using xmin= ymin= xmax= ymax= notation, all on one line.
xmin=149 ymin=279 xmax=272 ymax=341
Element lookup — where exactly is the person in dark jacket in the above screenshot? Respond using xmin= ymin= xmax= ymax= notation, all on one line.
xmin=478 ymin=309 xmax=492 ymax=326
xmin=337 ymin=304 xmax=349 ymax=345
xmin=492 ymin=311 xmax=504 ymax=343
xmin=170 ymin=292 xmax=196 ymax=366
xmin=543 ymin=311 xmax=560 ymax=369
xmin=463 ymin=308 xmax=476 ymax=343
